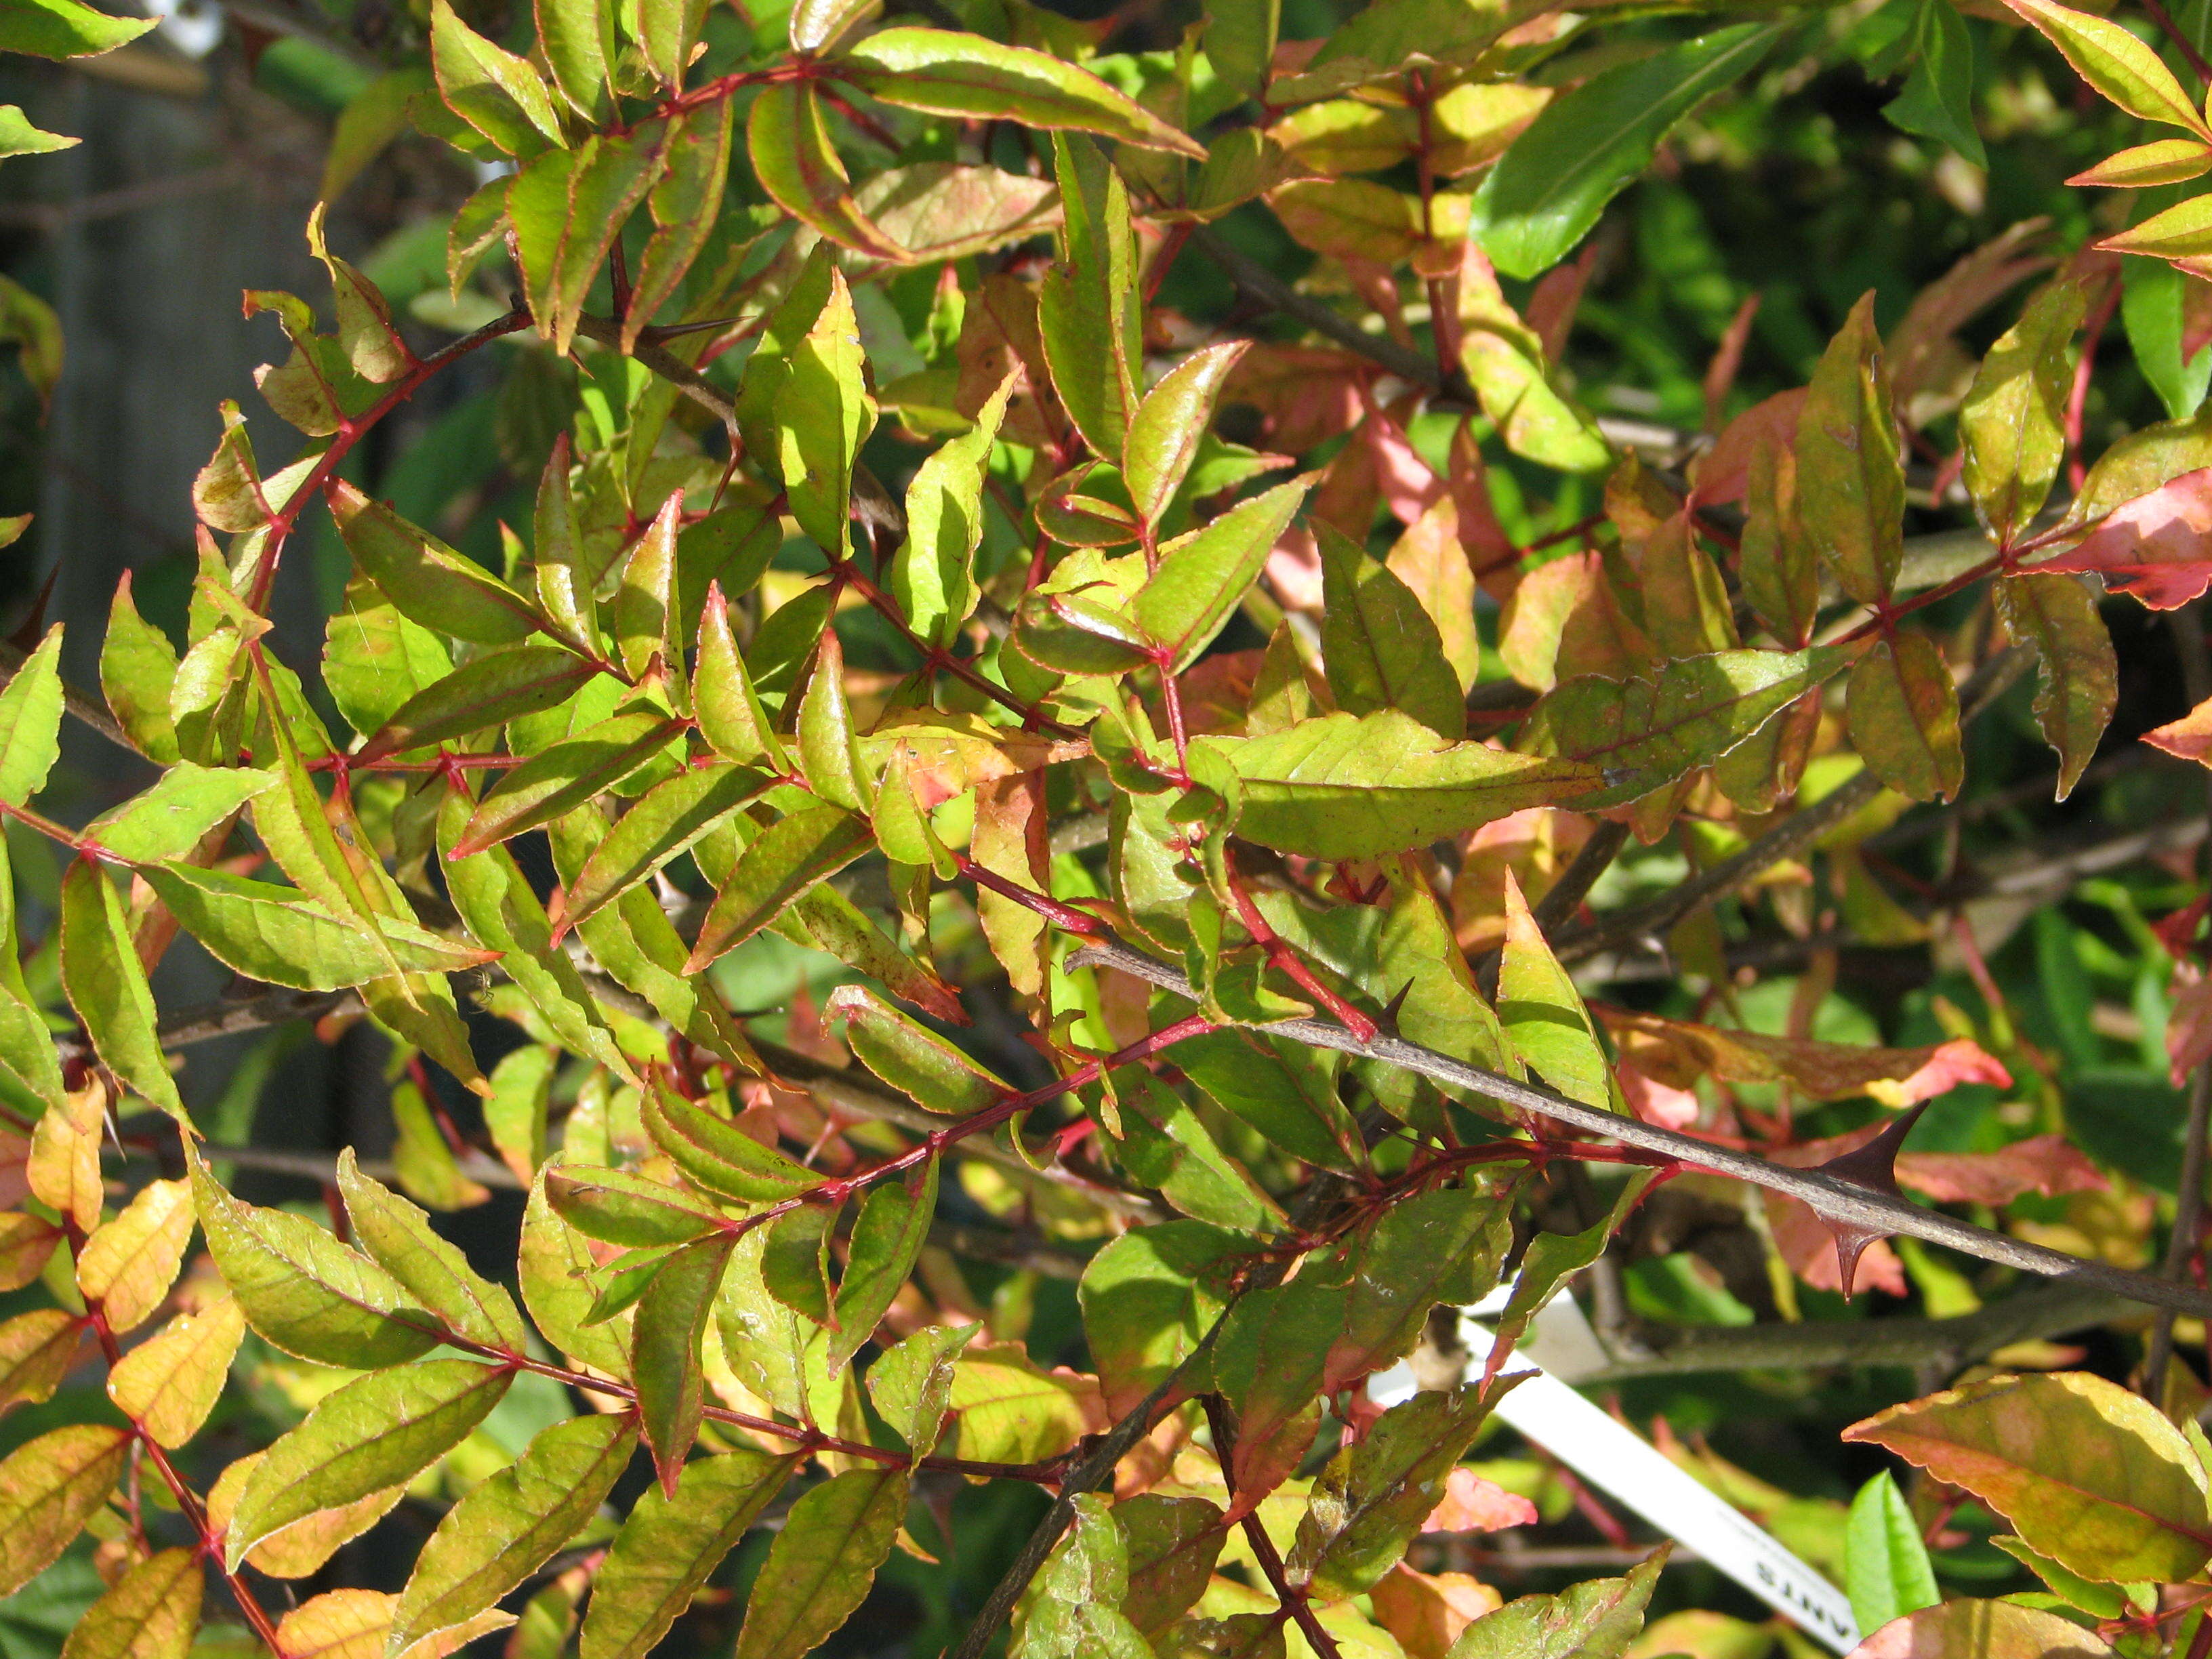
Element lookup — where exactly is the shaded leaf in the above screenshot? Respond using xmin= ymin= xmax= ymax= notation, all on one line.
xmin=1845 ymin=632 xmax=1963 ymax=803
xmin=0 ymin=1424 xmax=129 ymax=1595
xmin=1993 ymin=573 xmax=2115 ymax=800
xmin=731 ymin=1467 xmax=912 ymax=1659
xmin=58 ymin=1547 xmax=199 ymax=1659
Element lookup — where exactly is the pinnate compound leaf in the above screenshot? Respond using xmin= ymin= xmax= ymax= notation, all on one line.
xmin=579 ymin=1450 xmax=800 ymax=1659
xmin=2028 ymin=466 xmax=2212 ymax=607
xmin=1521 ymin=647 xmax=1846 ymax=808
xmin=1472 ymin=24 xmax=1780 ymax=280
xmin=190 ymin=1151 xmax=443 ymax=1367
xmin=634 ymin=1232 xmax=734 ymax=1492
xmin=1012 ymin=1493 xmax=1149 ymax=1659
xmin=833 ymin=29 xmax=1204 ymax=157
xmin=1844 ymin=1370 xmax=2212 ymax=1583
xmin=1845 ymin=632 xmax=1963 ymax=803
xmin=59 ymin=1546 xmax=200 ymax=1659
xmin=106 ymin=1293 xmax=245 ymax=1448
xmin=0 ymin=624 xmax=62 ymax=808
xmin=2003 ymin=0 xmax=2209 ymax=134
xmin=228 ymin=1358 xmax=512 ymax=1570
xmin=337 ymin=1151 xmax=527 ymax=1351
xmin=1994 ymin=573 xmax=2116 ymax=800
xmin=1206 ymin=710 xmax=1601 ymax=860
xmin=75 ymin=1176 xmax=194 ymax=1334
xmin=0 ymin=1424 xmax=129 ymax=1594
xmin=1850 ymin=1598 xmax=2116 ymax=1657
xmin=686 ymin=802 xmax=874 ymax=971
xmin=142 ymin=863 xmax=493 ymax=991
xmin=388 ymin=1413 xmax=640 ymax=1659
xmin=1845 ymin=1472 xmax=1940 ymax=1638
xmin=1441 ymin=1548 xmax=1662 ymax=1659
xmin=1799 ymin=293 xmax=1906 ymax=607
xmin=60 ymin=860 xmax=189 ymax=1126
xmin=731 ymin=1467 xmax=912 ymax=1659
xmin=1961 ymin=276 xmax=2087 ymax=544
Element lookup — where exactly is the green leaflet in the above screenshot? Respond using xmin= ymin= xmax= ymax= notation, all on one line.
xmin=1288 ymin=1387 xmax=1498 ymax=1599
xmin=1011 ymin=1494 xmax=1150 ymax=1659
xmin=2124 ymin=242 xmax=2212 ymax=422
xmin=62 ymin=1544 xmax=200 ymax=1659
xmin=1845 ymin=1472 xmax=1941 ymax=1637
xmin=520 ymin=1172 xmax=634 ymax=1378
xmin=611 ymin=493 xmax=683 ymax=684
xmin=1522 ymin=647 xmax=1847 ymax=808
xmin=1444 ymin=1551 xmax=1663 ymax=1658
xmin=1962 ymin=275 xmax=2087 ymax=545
xmin=777 ymin=269 xmax=875 ymax=562
xmin=1204 ymin=710 xmax=1601 ymax=859
xmin=85 ymin=762 xmax=272 ymax=862
xmin=828 ymin=1160 xmax=939 ymax=1373
xmin=512 ymin=131 xmax=664 ymax=357
xmin=59 ymin=860 xmax=189 ymax=1126
xmin=867 ymin=1324 xmax=976 ymax=1455
xmin=747 ymin=81 xmax=907 ymax=262
xmin=1177 ymin=1031 xmax=1364 ymax=1174
xmin=455 ymin=709 xmax=691 ymax=855
xmin=796 ymin=632 xmax=865 ymax=810
xmin=428 ymin=0 xmax=564 ymax=156
xmin=634 ymin=1232 xmax=735 ymax=1492
xmin=1124 ymin=342 xmax=1248 ymax=532
xmin=1040 ymin=136 xmax=1143 ymax=460
xmin=227 ymin=1358 xmax=513 ymax=1570
xmin=579 ymin=1450 xmax=800 ymax=1659
xmin=832 ymin=983 xmax=1012 ymax=1116
xmin=100 ymin=575 xmax=181 ymax=762
xmin=1883 ymin=0 xmax=1985 ymax=165
xmin=356 ymin=644 xmax=598 ymax=762
xmin=1134 ymin=475 xmax=1312 ymax=674
xmin=558 ymin=763 xmax=773 ymax=935
xmin=1079 ymin=1221 xmax=1238 ymax=1416
xmin=1120 ymin=1494 xmax=1225 ymax=1636
xmin=685 ymin=802 xmax=874 ymax=970
xmin=892 ymin=373 xmax=1015 ymax=648
xmin=0 ymin=1425 xmax=130 ymax=1596
xmin=0 ymin=0 xmax=155 ymax=58
xmin=695 ymin=585 xmax=786 ymax=769
xmin=328 ymin=478 xmax=546 ymax=644
xmin=1845 ymin=632 xmax=1963 ymax=803
xmin=1473 ymin=24 xmax=1781 ymax=279
xmin=832 ymin=29 xmax=1204 ymax=157
xmin=1498 ymin=871 xmax=1609 ymax=1109
xmin=0 ymin=625 xmax=62 ymax=808
xmin=325 ymin=577 xmax=454 ymax=740
xmin=138 ymin=863 xmax=493 ymax=991
xmin=337 ymin=1151 xmax=527 ymax=1351
xmin=438 ymin=785 xmax=632 ymax=1080
xmin=642 ymin=1081 xmax=818 ymax=1202
xmin=1316 ymin=520 xmax=1465 ymax=739
xmin=1995 ymin=573 xmax=2116 ymax=802
xmin=387 ymin=1412 xmax=639 ymax=1659
xmin=730 ymin=1467 xmax=912 ymax=1659
xmin=1797 ymin=293 xmax=1906 ymax=608
xmin=546 ymin=1165 xmax=730 ymax=1246
xmin=190 ymin=1151 xmax=443 ymax=1368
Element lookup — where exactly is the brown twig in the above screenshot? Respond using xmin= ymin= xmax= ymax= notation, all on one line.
xmin=1204 ymin=1394 xmax=1345 ymax=1659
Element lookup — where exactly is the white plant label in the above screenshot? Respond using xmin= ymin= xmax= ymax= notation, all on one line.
xmin=1368 ymin=1292 xmax=1863 ymax=1654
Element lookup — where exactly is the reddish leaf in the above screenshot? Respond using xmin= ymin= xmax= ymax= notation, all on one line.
xmin=2032 ymin=466 xmax=2212 ymax=608
xmin=1420 ymin=1467 xmax=1538 ymax=1534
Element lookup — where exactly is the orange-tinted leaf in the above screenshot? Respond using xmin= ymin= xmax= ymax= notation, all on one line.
xmin=1850 ymin=1599 xmax=2114 ymax=1658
